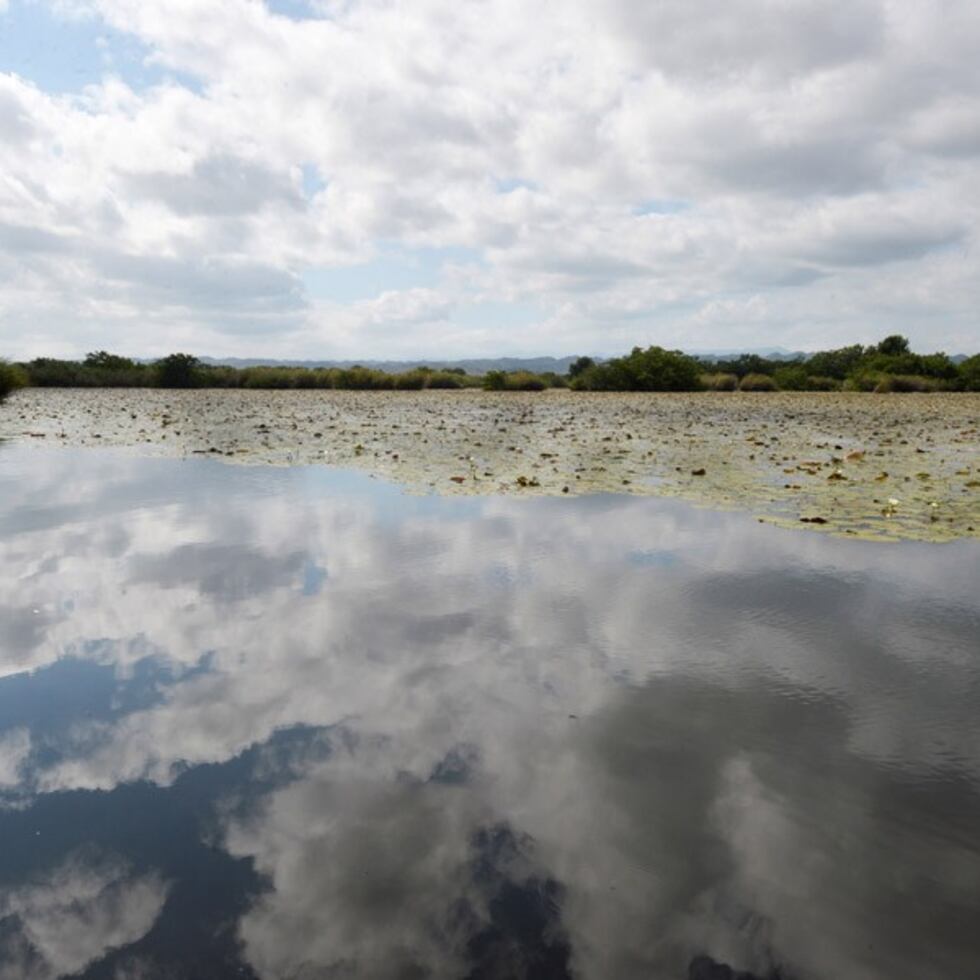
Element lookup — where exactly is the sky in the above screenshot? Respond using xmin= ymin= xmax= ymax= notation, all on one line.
xmin=1 ymin=0 xmax=978 ymax=361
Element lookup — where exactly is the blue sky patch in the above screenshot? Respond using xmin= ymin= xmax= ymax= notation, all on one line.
xmin=495 ymin=177 xmax=537 ymax=194
xmin=300 ymin=162 xmax=327 ymax=199
xmin=0 ymin=0 xmax=200 ymax=94
xmin=265 ymin=0 xmax=321 ymax=20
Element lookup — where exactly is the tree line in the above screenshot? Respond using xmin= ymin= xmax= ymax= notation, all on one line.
xmin=2 ymin=335 xmax=978 ymax=403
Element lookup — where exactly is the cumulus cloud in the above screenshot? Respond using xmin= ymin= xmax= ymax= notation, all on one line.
xmin=0 ymin=0 xmax=977 ymax=357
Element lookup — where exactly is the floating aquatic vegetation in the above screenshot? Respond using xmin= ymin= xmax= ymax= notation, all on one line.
xmin=1 ymin=388 xmax=978 ymax=543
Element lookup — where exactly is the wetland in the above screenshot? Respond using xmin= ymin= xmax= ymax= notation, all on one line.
xmin=2 ymin=387 xmax=978 ymax=542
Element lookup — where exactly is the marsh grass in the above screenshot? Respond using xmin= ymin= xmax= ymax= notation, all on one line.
xmin=845 ymin=373 xmax=947 ymax=393
xmin=700 ymin=372 xmax=739 ymax=391
xmin=738 ymin=373 xmax=779 ymax=392
xmin=872 ymin=375 xmax=944 ymax=393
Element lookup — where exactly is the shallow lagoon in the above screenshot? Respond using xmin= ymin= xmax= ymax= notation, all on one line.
xmin=0 ymin=444 xmax=979 ymax=979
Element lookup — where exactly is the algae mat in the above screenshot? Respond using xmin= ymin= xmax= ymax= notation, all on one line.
xmin=2 ymin=388 xmax=978 ymax=542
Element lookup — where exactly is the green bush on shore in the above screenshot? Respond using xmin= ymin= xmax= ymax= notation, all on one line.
xmin=0 ymin=360 xmax=27 ymax=402
xmin=700 ymin=372 xmax=738 ymax=391
xmin=956 ymin=355 xmax=980 ymax=391
xmin=571 ymin=346 xmax=702 ymax=391
xmin=738 ymin=373 xmax=779 ymax=392
xmin=802 ymin=375 xmax=841 ymax=391
xmin=844 ymin=372 xmax=948 ymax=393
xmin=482 ymin=370 xmax=559 ymax=391
xmin=874 ymin=375 xmax=944 ymax=393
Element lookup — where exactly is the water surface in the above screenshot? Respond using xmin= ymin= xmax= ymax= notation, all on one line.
xmin=0 ymin=445 xmax=978 ymax=979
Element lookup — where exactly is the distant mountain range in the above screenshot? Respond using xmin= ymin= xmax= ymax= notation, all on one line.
xmin=199 ymin=356 xmax=581 ymax=374
xmin=198 ymin=348 xmax=803 ymax=373
xmin=198 ymin=347 xmax=970 ymax=372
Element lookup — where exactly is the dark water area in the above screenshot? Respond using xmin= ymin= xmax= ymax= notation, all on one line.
xmin=0 ymin=444 xmax=978 ymax=980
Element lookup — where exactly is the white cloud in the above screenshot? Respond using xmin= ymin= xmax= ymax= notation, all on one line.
xmin=1 ymin=0 xmax=979 ymax=357
xmin=0 ymin=728 xmax=31 ymax=788
xmin=0 ymin=853 xmax=168 ymax=980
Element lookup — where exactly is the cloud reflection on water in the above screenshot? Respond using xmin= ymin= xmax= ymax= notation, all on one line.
xmin=0 ymin=446 xmax=978 ymax=979
xmin=0 ymin=851 xmax=168 ymax=980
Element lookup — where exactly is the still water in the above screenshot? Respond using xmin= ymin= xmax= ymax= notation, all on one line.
xmin=0 ymin=444 xmax=978 ymax=980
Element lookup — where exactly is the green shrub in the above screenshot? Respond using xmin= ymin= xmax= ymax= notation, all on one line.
xmin=843 ymin=372 xmax=879 ymax=392
xmin=425 ymin=371 xmax=466 ymax=389
xmin=483 ymin=370 xmax=507 ymax=391
xmin=25 ymin=358 xmax=85 ymax=386
xmin=154 ymin=353 xmax=202 ymax=388
xmin=804 ymin=344 xmax=867 ymax=380
xmin=858 ymin=350 xmax=958 ymax=381
xmin=504 ymin=371 xmax=546 ymax=391
xmin=333 ymin=367 xmax=395 ymax=389
xmin=872 ymin=374 xmax=942 ymax=393
xmin=194 ymin=365 xmax=241 ymax=388
xmin=568 ymin=356 xmax=595 ymax=378
xmin=393 ymin=370 xmax=427 ymax=390
xmin=773 ymin=368 xmax=841 ymax=391
xmin=240 ymin=366 xmax=291 ymax=388
xmin=738 ymin=373 xmax=779 ymax=392
xmin=772 ymin=365 xmax=808 ymax=390
xmin=803 ymin=375 xmax=840 ymax=391
xmin=78 ymin=351 xmax=151 ymax=387
xmin=876 ymin=334 xmax=910 ymax=356
xmin=481 ymin=370 xmax=548 ymax=391
xmin=700 ymin=372 xmax=738 ymax=391
xmin=957 ymin=355 xmax=980 ymax=391
xmin=0 ymin=360 xmax=27 ymax=402
xmin=575 ymin=346 xmax=701 ymax=391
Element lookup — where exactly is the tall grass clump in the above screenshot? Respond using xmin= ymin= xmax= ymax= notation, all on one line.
xmin=482 ymin=370 xmax=550 ymax=391
xmin=424 ymin=371 xmax=466 ymax=389
xmin=738 ymin=373 xmax=779 ymax=392
xmin=842 ymin=371 xmax=946 ymax=392
xmin=700 ymin=372 xmax=738 ymax=391
xmin=502 ymin=370 xmax=547 ymax=391
xmin=393 ymin=370 xmax=428 ymax=389
xmin=803 ymin=375 xmax=840 ymax=391
xmin=331 ymin=366 xmax=394 ymax=389
xmin=871 ymin=374 xmax=944 ymax=393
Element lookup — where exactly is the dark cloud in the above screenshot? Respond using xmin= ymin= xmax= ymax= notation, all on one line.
xmin=607 ymin=0 xmax=886 ymax=79
xmin=123 ymin=153 xmax=305 ymax=217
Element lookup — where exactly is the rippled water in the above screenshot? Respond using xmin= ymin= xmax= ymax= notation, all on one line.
xmin=0 ymin=445 xmax=978 ymax=980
